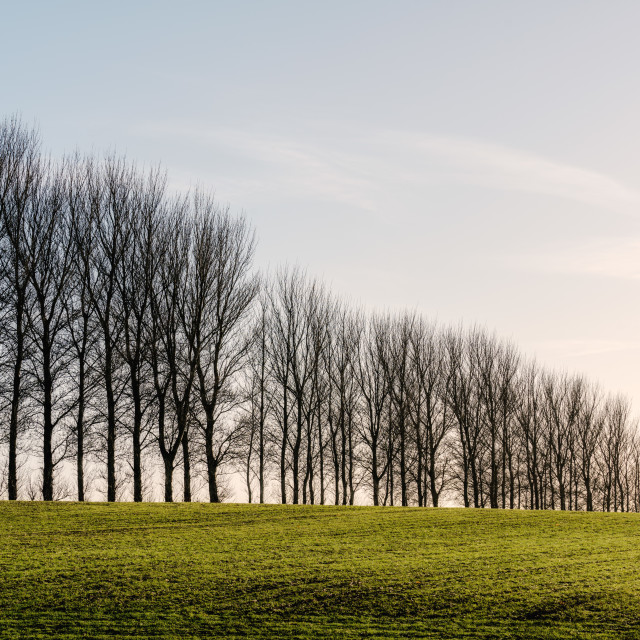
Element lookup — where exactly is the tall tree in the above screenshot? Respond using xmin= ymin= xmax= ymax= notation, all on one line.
xmin=193 ymin=195 xmax=258 ymax=503
xmin=409 ymin=319 xmax=452 ymax=507
xmin=116 ymin=165 xmax=165 ymax=501
xmin=382 ymin=313 xmax=415 ymax=506
xmin=150 ymin=197 xmax=197 ymax=502
xmin=0 ymin=117 xmax=40 ymax=500
xmin=23 ymin=158 xmax=77 ymax=500
xmin=355 ymin=314 xmax=390 ymax=506
xmin=241 ymin=294 xmax=273 ymax=503
xmin=76 ymin=156 xmax=132 ymax=502
xmin=67 ymin=157 xmax=100 ymax=501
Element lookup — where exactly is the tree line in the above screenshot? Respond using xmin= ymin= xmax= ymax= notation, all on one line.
xmin=1 ymin=115 xmax=638 ymax=511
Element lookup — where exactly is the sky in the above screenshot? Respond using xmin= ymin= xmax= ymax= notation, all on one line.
xmin=2 ymin=1 xmax=640 ymax=406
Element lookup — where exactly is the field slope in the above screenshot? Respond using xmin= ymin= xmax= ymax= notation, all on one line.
xmin=1 ymin=503 xmax=640 ymax=639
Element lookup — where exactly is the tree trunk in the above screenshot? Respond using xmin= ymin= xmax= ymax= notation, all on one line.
xmin=348 ymin=413 xmax=354 ymax=505
xmin=182 ymin=427 xmax=191 ymax=502
xmin=163 ymin=456 xmax=173 ymax=503
xmin=318 ymin=401 xmax=325 ymax=505
xmin=292 ymin=398 xmax=303 ymax=504
xmin=259 ymin=401 xmax=265 ymax=504
xmin=76 ymin=350 xmax=86 ymax=502
xmin=340 ymin=409 xmax=347 ymax=506
xmin=280 ymin=386 xmax=288 ymax=504
xmin=205 ymin=412 xmax=219 ymax=503
xmin=131 ymin=368 xmax=143 ymax=503
xmin=104 ymin=338 xmax=117 ymax=503
xmin=399 ymin=412 xmax=408 ymax=507
xmin=42 ymin=333 xmax=54 ymax=502
xmin=372 ymin=437 xmax=379 ymax=507
xmin=8 ymin=299 xmax=24 ymax=501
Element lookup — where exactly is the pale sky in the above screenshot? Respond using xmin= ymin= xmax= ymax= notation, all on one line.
xmin=3 ymin=1 xmax=640 ymax=405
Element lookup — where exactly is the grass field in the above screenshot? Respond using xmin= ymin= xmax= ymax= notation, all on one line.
xmin=1 ymin=503 xmax=640 ymax=639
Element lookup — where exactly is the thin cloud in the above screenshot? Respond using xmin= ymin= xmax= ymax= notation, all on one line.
xmin=134 ymin=122 xmax=380 ymax=211
xmin=380 ymin=131 xmax=640 ymax=214
xmin=135 ymin=120 xmax=640 ymax=217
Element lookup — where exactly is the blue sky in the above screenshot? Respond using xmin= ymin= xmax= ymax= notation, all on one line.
xmin=3 ymin=1 xmax=640 ymax=403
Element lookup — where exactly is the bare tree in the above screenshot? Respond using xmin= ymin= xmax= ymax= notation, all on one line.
xmin=599 ymin=395 xmax=632 ymax=512
xmin=543 ymin=372 xmax=582 ymax=510
xmin=66 ymin=157 xmax=101 ymax=501
xmin=327 ymin=304 xmax=360 ymax=505
xmin=265 ymin=269 xmax=330 ymax=504
xmin=576 ymin=383 xmax=604 ymax=511
xmin=516 ymin=362 xmax=547 ymax=509
xmin=267 ymin=268 xmax=301 ymax=504
xmin=355 ymin=313 xmax=390 ymax=506
xmin=408 ymin=319 xmax=452 ymax=507
xmin=444 ymin=327 xmax=482 ymax=507
xmin=149 ymin=197 xmax=197 ymax=502
xmin=379 ymin=313 xmax=416 ymax=506
xmin=192 ymin=194 xmax=258 ymax=503
xmin=0 ymin=116 xmax=40 ymax=500
xmin=22 ymin=158 xmax=77 ymax=500
xmin=75 ymin=156 xmax=134 ymax=502
xmin=240 ymin=294 xmax=274 ymax=503
xmin=115 ymin=164 xmax=165 ymax=501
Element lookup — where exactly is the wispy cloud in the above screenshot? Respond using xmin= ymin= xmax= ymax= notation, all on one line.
xmin=134 ymin=122 xmax=380 ymax=211
xmin=134 ymin=120 xmax=640 ymax=217
xmin=382 ymin=132 xmax=640 ymax=214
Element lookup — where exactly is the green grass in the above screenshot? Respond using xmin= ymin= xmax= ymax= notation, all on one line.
xmin=1 ymin=503 xmax=640 ymax=639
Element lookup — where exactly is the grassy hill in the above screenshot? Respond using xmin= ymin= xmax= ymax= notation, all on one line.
xmin=1 ymin=502 xmax=640 ymax=639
